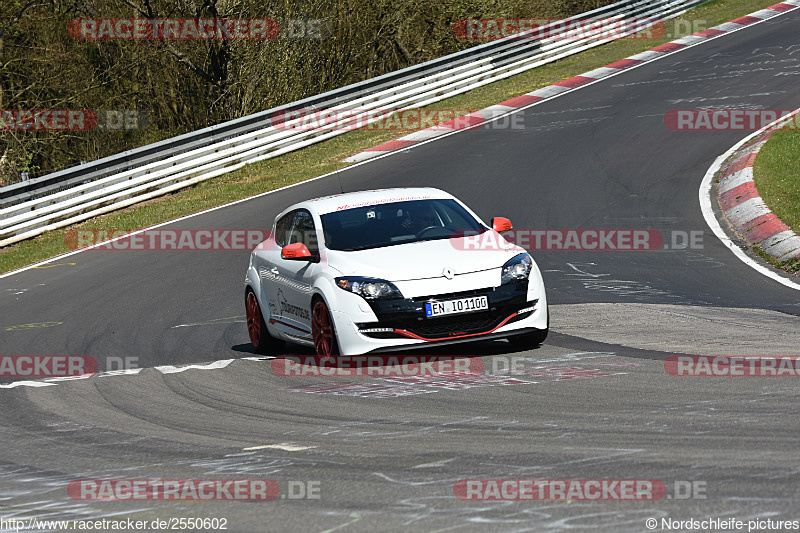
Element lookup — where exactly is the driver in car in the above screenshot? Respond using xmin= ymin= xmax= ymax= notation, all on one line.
xmin=401 ymin=203 xmax=439 ymax=234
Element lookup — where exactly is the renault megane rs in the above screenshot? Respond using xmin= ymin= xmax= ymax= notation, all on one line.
xmin=244 ymin=187 xmax=548 ymax=357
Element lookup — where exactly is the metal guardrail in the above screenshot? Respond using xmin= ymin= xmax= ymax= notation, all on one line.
xmin=0 ymin=0 xmax=704 ymax=247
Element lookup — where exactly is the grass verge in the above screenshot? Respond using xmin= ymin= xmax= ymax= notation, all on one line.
xmin=752 ymin=128 xmax=800 ymax=274
xmin=0 ymin=0 xmax=784 ymax=274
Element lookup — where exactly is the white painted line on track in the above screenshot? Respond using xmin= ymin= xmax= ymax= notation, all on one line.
xmin=0 ymin=380 xmax=56 ymax=389
xmin=242 ymin=443 xmax=317 ymax=451
xmin=412 ymin=458 xmax=456 ymax=468
xmin=155 ymin=359 xmax=235 ymax=374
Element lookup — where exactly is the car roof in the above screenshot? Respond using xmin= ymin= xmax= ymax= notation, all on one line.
xmin=295 ymin=187 xmax=455 ymax=216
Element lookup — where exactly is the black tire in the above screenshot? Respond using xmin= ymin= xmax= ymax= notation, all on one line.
xmin=508 ymin=328 xmax=548 ymax=349
xmin=508 ymin=309 xmax=549 ymax=349
xmin=245 ymin=288 xmax=283 ymax=354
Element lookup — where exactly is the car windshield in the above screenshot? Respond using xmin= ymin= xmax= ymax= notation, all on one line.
xmin=321 ymin=199 xmax=486 ymax=251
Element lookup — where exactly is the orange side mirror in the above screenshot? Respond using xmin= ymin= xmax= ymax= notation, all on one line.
xmin=281 ymin=243 xmax=313 ymax=260
xmin=491 ymin=217 xmax=513 ymax=232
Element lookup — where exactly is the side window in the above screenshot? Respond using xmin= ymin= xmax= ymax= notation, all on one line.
xmin=438 ymin=200 xmax=480 ymax=231
xmin=287 ymin=210 xmax=319 ymax=253
xmin=274 ymin=210 xmax=296 ymax=247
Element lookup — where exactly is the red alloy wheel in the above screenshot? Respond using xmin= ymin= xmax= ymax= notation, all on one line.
xmin=312 ymin=299 xmax=335 ymax=358
xmin=246 ymin=291 xmax=262 ymax=348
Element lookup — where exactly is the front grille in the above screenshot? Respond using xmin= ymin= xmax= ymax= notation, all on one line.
xmin=409 ymin=314 xmax=501 ymax=337
xmin=359 ymin=310 xmax=516 ymax=340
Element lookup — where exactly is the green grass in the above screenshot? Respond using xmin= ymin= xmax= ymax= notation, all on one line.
xmin=0 ymin=0 xmax=783 ymax=274
xmin=752 ymin=243 xmax=800 ymax=274
xmin=752 ymin=128 xmax=800 ymax=274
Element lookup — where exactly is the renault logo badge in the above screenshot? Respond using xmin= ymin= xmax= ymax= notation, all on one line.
xmin=443 ymin=267 xmax=454 ymax=280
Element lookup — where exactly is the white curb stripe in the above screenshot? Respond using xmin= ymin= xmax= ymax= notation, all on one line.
xmin=396 ymin=129 xmax=453 ymax=142
xmin=761 ymin=232 xmax=800 ymax=261
xmin=713 ymin=22 xmax=746 ymax=32
xmin=672 ymin=35 xmax=706 ymax=45
xmin=579 ymin=67 xmax=622 ymax=79
xmin=527 ymin=85 xmax=573 ymax=98
xmin=750 ymin=9 xmax=781 ymax=18
xmin=718 ymin=167 xmax=755 ymax=195
xmin=627 ymin=50 xmax=667 ymax=61
xmin=725 ymin=197 xmax=772 ymax=227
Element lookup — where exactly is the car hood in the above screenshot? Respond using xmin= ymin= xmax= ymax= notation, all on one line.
xmin=325 ymin=235 xmax=522 ymax=282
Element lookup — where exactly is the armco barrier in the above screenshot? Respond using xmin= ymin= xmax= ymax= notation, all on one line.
xmin=0 ymin=0 xmax=707 ymax=247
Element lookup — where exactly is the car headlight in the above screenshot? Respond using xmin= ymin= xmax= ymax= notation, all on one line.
xmin=501 ymin=253 xmax=532 ymax=284
xmin=335 ymin=277 xmax=403 ymax=300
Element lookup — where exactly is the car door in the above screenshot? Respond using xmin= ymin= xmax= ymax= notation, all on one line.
xmin=269 ymin=209 xmax=320 ymax=337
xmin=255 ymin=210 xmax=295 ymax=330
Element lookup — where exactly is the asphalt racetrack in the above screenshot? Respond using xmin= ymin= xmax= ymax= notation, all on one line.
xmin=2 ymin=8 xmax=800 ymax=532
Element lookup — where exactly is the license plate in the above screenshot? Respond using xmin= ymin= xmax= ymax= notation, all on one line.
xmin=425 ymin=296 xmax=488 ymax=317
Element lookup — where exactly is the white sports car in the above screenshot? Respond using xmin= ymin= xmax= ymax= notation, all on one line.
xmin=244 ymin=187 xmax=548 ymax=357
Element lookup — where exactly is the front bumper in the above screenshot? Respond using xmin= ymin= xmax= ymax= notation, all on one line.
xmin=331 ymin=280 xmax=547 ymax=354
xmin=361 ymin=280 xmax=531 ymax=338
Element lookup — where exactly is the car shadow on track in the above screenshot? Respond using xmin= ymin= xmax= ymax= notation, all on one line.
xmin=230 ymin=338 xmax=546 ymax=358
